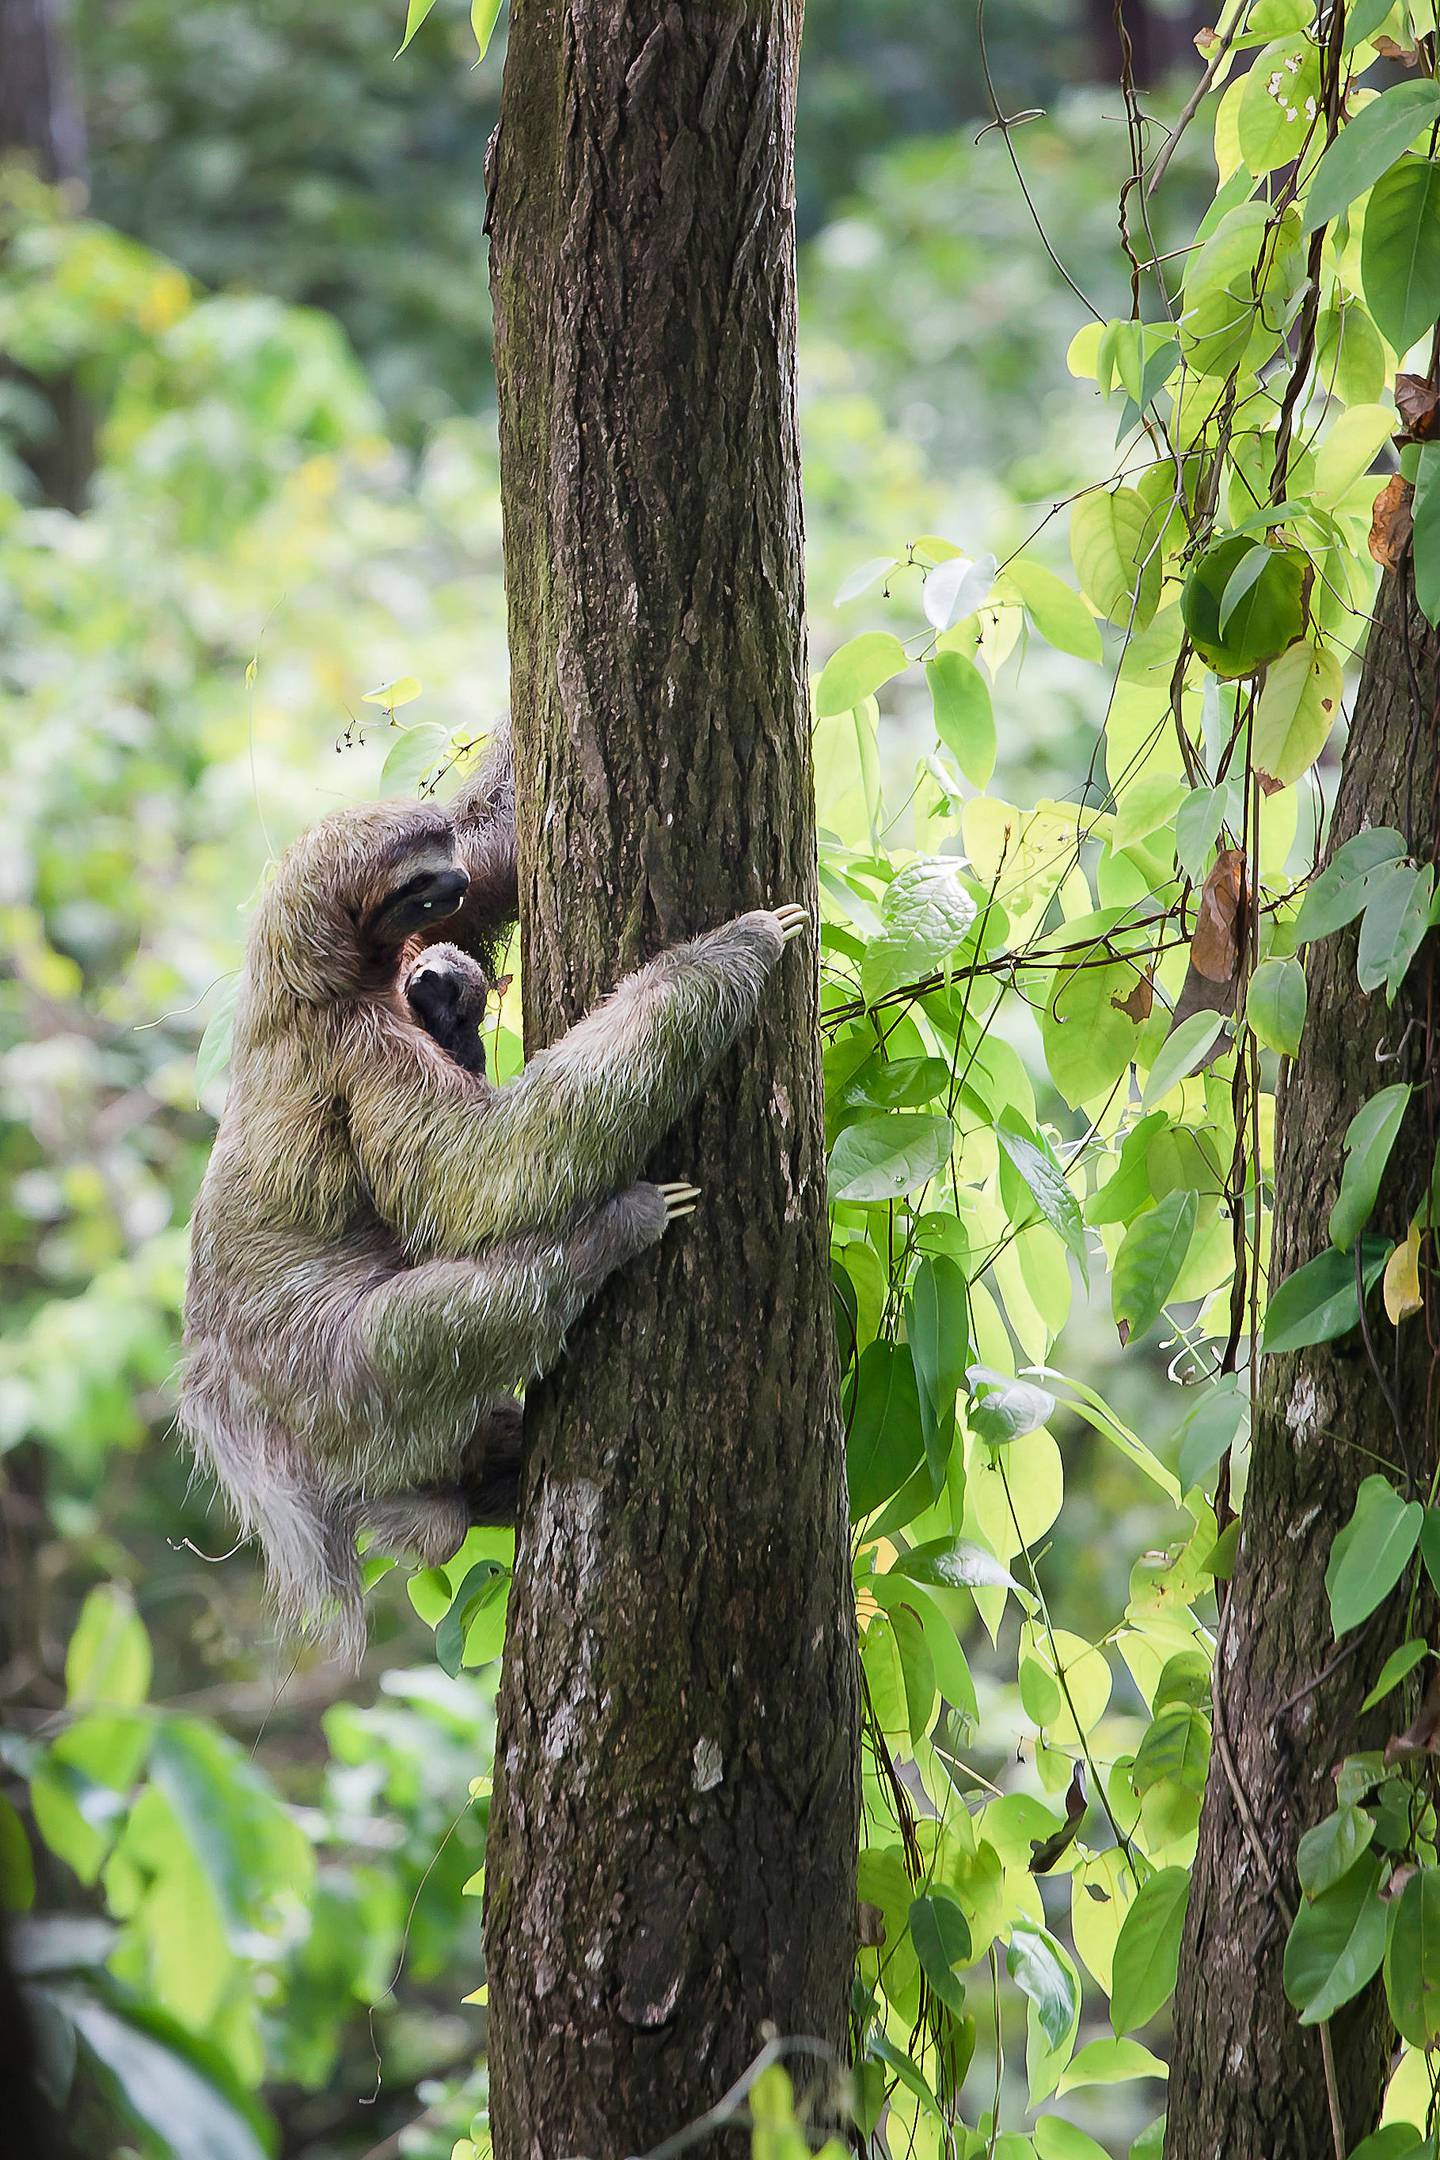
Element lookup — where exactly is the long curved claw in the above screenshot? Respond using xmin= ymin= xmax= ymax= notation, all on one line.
xmin=657 ymin=1180 xmax=702 ymax=1220
xmin=772 ymin=902 xmax=812 ymax=944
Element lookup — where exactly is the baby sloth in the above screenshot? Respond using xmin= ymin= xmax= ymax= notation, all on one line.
xmin=405 ymin=943 xmax=492 ymax=1075
xmin=179 ymin=728 xmax=809 ymax=1661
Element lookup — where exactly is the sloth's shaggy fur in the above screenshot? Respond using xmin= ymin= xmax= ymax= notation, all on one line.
xmin=179 ymin=730 xmax=793 ymax=1660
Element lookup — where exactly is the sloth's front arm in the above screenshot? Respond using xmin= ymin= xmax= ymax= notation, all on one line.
xmin=347 ymin=907 xmax=806 ymax=1257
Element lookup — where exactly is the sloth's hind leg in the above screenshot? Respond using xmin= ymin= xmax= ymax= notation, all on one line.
xmin=363 ymin=1401 xmax=524 ymax=1556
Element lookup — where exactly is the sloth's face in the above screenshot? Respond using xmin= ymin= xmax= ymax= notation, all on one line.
xmin=365 ymin=831 xmax=471 ymax=950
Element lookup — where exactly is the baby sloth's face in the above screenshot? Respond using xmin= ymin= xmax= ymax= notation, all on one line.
xmin=404 ymin=944 xmax=491 ymax=1075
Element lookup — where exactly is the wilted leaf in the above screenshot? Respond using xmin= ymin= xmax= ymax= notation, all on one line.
xmin=1396 ymin=373 xmax=1440 ymax=441
xmin=1384 ymin=1667 xmax=1440 ymax=1765
xmin=1030 ymin=1765 xmax=1087 ymax=1874
xmin=1370 ymin=474 xmax=1415 ymax=571
xmin=1190 ymin=848 xmax=1245 ymax=983
xmin=1111 ymin=972 xmax=1154 ymax=1021
xmin=1384 ymin=1227 xmax=1424 ymax=1323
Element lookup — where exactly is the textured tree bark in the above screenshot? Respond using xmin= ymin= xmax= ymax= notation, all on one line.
xmin=0 ymin=0 xmax=93 ymax=510
xmin=482 ymin=5 xmax=858 ymax=2157
xmin=1167 ymin=551 xmax=1440 ymax=2157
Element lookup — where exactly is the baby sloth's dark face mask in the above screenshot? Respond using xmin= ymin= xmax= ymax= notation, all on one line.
xmin=404 ymin=944 xmax=491 ymax=1076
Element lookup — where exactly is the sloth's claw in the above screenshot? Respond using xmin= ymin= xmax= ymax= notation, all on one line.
xmin=657 ymin=1180 xmax=702 ymax=1221
xmin=772 ymin=902 xmax=811 ymax=944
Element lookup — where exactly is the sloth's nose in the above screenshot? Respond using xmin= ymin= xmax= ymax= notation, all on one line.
xmin=420 ymin=867 xmax=470 ymax=916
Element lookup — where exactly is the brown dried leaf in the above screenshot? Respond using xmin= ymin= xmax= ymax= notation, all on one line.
xmin=857 ymin=1900 xmax=886 ymax=1949
xmin=1030 ymin=1764 xmax=1087 ymax=1875
xmin=1369 ymin=474 xmax=1414 ymax=572
xmin=1385 ymin=1668 xmax=1440 ymax=1766
xmin=1190 ymin=847 xmax=1245 ymax=984
xmin=1396 ymin=374 xmax=1440 ymax=441
xmin=1111 ymin=972 xmax=1155 ymax=1022
xmin=1374 ymin=35 xmax=1420 ymax=64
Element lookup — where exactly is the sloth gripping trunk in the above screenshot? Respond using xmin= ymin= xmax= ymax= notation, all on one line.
xmin=482 ymin=3 xmax=859 ymax=2155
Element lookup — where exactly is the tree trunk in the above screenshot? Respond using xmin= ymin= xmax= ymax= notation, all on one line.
xmin=1167 ymin=548 xmax=1440 ymax=2155
xmin=0 ymin=0 xmax=84 ymax=185
xmin=482 ymin=6 xmax=858 ymax=2157
xmin=0 ymin=0 xmax=93 ymax=510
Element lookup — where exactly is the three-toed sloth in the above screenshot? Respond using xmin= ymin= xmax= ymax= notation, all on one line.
xmin=178 ymin=726 xmax=807 ymax=1660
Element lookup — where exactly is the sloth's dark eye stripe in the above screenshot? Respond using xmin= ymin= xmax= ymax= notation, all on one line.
xmin=383 ymin=872 xmax=434 ymax=908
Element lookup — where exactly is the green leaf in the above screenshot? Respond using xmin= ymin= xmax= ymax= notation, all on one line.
xmin=1313 ymin=404 xmax=1397 ymax=507
xmin=1245 ymin=955 xmax=1307 ymax=1057
xmin=847 ymin=1343 xmax=926 ymax=1519
xmin=1252 ymin=640 xmax=1343 ymax=786
xmin=1305 ymin=82 xmax=1440 ymax=231
xmin=1362 ymin=1638 xmax=1428 ymax=1712
xmin=1113 ymin=1192 xmax=1199 ymax=1340
xmin=829 ymin=1112 xmax=954 ymax=1204
xmin=892 ymin=1602 xmax=935 ymax=1740
xmin=1003 ymin=558 xmax=1103 ymax=661
xmin=907 ymin=1255 xmax=969 ymax=1487
xmin=362 ymin=673 xmax=422 ymax=707
xmin=1142 ymin=1011 xmax=1226 ymax=1110
xmin=40 ymin=1987 xmax=269 ymax=2160
xmin=1007 ymin=1922 xmax=1080 ymax=2049
xmin=1181 ymin=537 xmax=1307 ymax=678
xmin=1385 ymin=1868 xmax=1440 ymax=2046
xmin=1154 ymin=1650 xmax=1212 ymax=1712
xmin=860 ymin=857 xmax=979 ymax=1004
xmin=1175 ymin=1375 xmax=1249 ymax=1494
xmin=842 ymin=1055 xmax=950 ymax=1111
xmin=1034 ymin=2121 xmax=1111 ymax=2160
xmin=1344 ymin=0 xmax=1398 ymax=47
xmin=1346 ymin=2128 xmax=1434 ymax=2160
xmin=1326 ymin=1475 xmax=1424 ymax=1639
xmin=910 ymin=1891 xmax=972 ymax=2015
xmin=380 ymin=721 xmax=448 ymax=796
xmin=1237 ymin=34 xmax=1322 ymax=174
xmin=1283 ymin=1853 xmax=1387 ymax=2024
xmin=1262 ymin=1242 xmax=1387 ymax=1354
xmin=1295 ymin=1805 xmax=1376 ymax=1898
xmin=966 ymin=1366 xmax=1055 ymax=1446
xmin=1111 ymin=772 xmax=1187 ymax=856
xmin=1415 ymin=443 xmax=1440 ymax=629
xmin=1295 ymin=828 xmax=1405 ymax=943
xmin=470 ymin=0 xmax=503 ymax=57
xmin=66 ymin=1587 xmax=151 ymax=1710
xmin=1056 ymin=2037 xmax=1168 ymax=2096
xmin=997 ymin=1120 xmax=1087 ymax=1263
xmin=149 ymin=1717 xmax=312 ymax=1922
xmin=815 ymin=632 xmax=909 ymax=718
xmin=891 ymin=1537 xmax=1020 ymax=1592
xmin=1330 ymin=1083 xmax=1412 ymax=1251
xmin=0 ymin=1795 xmax=34 ymax=1911
xmin=926 ymin=651 xmax=995 ymax=787
xmin=1132 ymin=1704 xmax=1211 ymax=1795
xmin=1070 ymin=488 xmax=1160 ymax=629
xmin=434 ymin=1560 xmax=507 ymax=1677
xmin=1110 ymin=1867 xmax=1189 ymax=2033
xmin=924 ymin=552 xmax=995 ymax=632
xmin=1361 ymin=158 xmax=1440 ymax=353
xmin=1357 ymin=862 xmax=1434 ymax=1002
xmin=1217 ymin=540 xmax=1275 ymax=637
